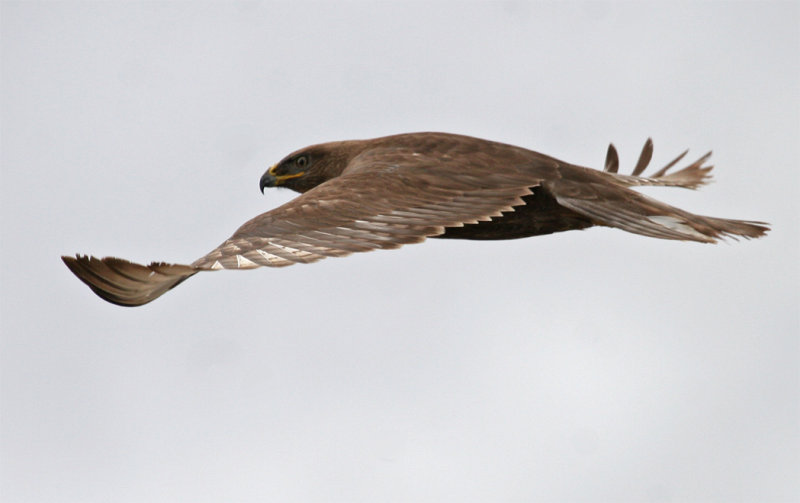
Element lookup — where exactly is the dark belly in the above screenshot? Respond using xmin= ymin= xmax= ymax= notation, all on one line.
xmin=435 ymin=186 xmax=594 ymax=240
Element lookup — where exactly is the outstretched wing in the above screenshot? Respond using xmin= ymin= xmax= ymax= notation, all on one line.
xmin=62 ymin=139 xmax=769 ymax=307
xmin=193 ymin=148 xmax=550 ymax=269
xmin=61 ymin=256 xmax=197 ymax=307
xmin=63 ymin=148 xmax=554 ymax=305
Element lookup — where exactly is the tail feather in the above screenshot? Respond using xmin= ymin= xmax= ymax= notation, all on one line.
xmin=693 ymin=216 xmax=770 ymax=241
xmin=548 ymin=177 xmax=769 ymax=243
xmin=62 ymin=255 xmax=197 ymax=307
xmin=63 ymin=138 xmax=770 ymax=307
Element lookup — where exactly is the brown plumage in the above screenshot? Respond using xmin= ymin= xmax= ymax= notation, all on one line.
xmin=62 ymin=132 xmax=769 ymax=306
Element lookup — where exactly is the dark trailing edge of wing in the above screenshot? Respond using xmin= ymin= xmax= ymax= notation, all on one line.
xmin=62 ymin=134 xmax=770 ymax=307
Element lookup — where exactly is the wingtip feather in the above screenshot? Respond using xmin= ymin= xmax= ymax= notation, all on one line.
xmin=62 ymin=254 xmax=197 ymax=307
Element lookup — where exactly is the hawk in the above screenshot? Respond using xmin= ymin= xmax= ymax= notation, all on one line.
xmin=62 ymin=132 xmax=769 ymax=306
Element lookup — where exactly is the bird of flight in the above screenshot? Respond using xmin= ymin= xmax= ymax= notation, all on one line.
xmin=62 ymin=132 xmax=769 ymax=307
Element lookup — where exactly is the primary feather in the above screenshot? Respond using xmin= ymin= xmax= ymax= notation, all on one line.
xmin=63 ymin=132 xmax=769 ymax=306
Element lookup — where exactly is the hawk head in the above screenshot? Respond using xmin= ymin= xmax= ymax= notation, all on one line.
xmin=260 ymin=140 xmax=365 ymax=194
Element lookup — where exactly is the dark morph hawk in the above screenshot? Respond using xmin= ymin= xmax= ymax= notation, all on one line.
xmin=62 ymin=132 xmax=769 ymax=306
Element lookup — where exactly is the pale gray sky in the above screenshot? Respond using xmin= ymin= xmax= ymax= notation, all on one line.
xmin=2 ymin=2 xmax=798 ymax=502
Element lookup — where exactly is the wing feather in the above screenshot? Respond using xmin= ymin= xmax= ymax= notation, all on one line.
xmin=546 ymin=175 xmax=768 ymax=242
xmin=62 ymin=134 xmax=769 ymax=307
xmin=61 ymin=256 xmax=197 ymax=306
xmin=193 ymin=151 xmax=544 ymax=270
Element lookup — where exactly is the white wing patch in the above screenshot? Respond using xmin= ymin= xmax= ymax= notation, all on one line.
xmin=647 ymin=215 xmax=709 ymax=240
xmin=254 ymin=248 xmax=291 ymax=265
xmin=192 ymin=183 xmax=534 ymax=270
xmin=266 ymin=241 xmax=314 ymax=258
xmin=235 ymin=254 xmax=259 ymax=269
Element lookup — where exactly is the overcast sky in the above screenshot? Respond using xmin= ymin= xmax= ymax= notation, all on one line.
xmin=2 ymin=2 xmax=798 ymax=502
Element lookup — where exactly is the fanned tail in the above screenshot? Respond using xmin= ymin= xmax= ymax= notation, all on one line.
xmin=548 ymin=175 xmax=769 ymax=243
xmin=62 ymin=255 xmax=198 ymax=307
xmin=548 ymin=139 xmax=770 ymax=243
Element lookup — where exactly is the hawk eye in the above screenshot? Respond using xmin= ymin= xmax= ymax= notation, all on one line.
xmin=295 ymin=156 xmax=308 ymax=169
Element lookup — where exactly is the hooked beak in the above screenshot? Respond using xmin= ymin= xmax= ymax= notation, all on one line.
xmin=259 ymin=164 xmax=305 ymax=194
xmin=259 ymin=165 xmax=278 ymax=194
